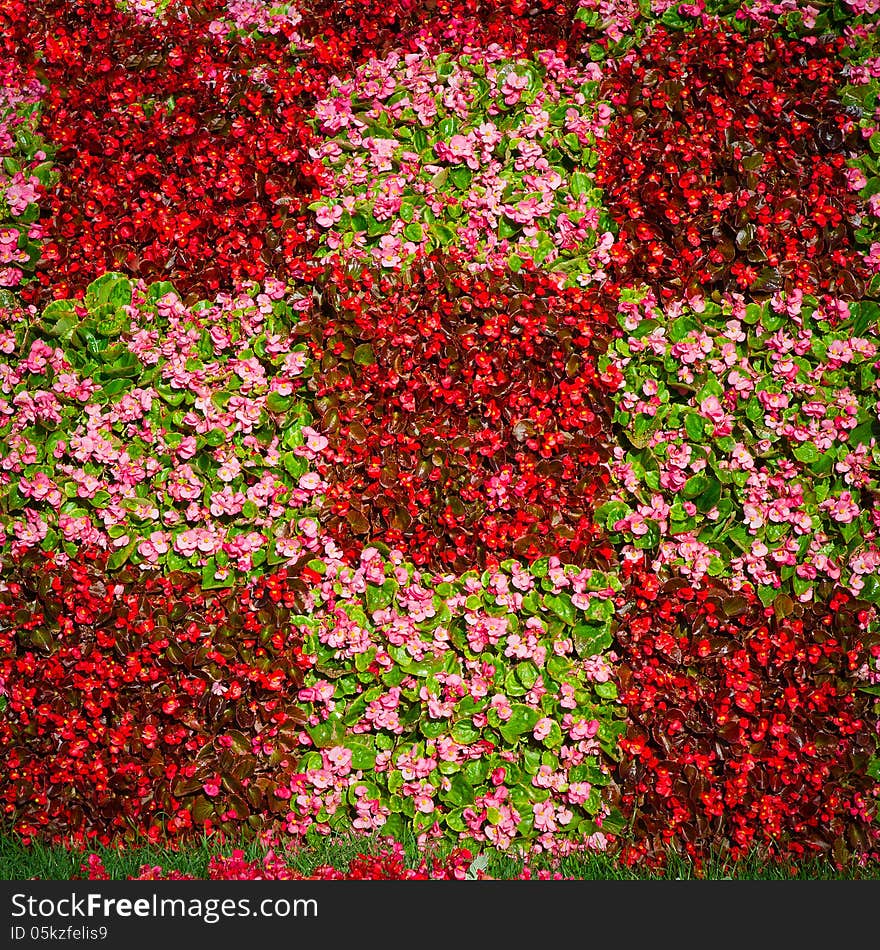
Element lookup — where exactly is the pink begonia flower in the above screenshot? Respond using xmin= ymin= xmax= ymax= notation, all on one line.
xmin=567 ymin=781 xmax=593 ymax=806
xmin=4 ymin=171 xmax=39 ymax=215
xmin=303 ymin=426 xmax=328 ymax=452
xmin=533 ymin=800 xmax=557 ymax=833
xmin=315 ymin=204 xmax=343 ymax=228
xmin=569 ymin=718 xmax=600 ymax=740
xmin=217 ymin=457 xmax=241 ymax=482
xmin=845 ymin=167 xmax=868 ymax=191
xmin=826 ymin=339 xmax=853 ymax=363
xmin=275 ymin=537 xmax=303 ymax=558
xmin=699 ymin=395 xmax=726 ymax=424
xmin=501 ymin=70 xmax=529 ymax=105
xmin=173 ymin=529 xmax=200 ymax=558
xmin=820 ymin=491 xmax=860 ymax=524
xmin=374 ymin=233 xmax=404 ymax=268
xmin=490 ymin=694 xmax=513 ymax=722
xmin=176 ymin=435 xmax=198 ymax=459
xmin=533 ymin=717 xmax=553 ymax=741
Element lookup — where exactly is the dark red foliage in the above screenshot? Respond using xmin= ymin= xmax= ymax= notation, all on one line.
xmin=0 ymin=550 xmax=311 ymax=846
xmin=304 ymin=261 xmax=622 ymax=571
xmin=615 ymin=565 xmax=880 ymax=865
xmin=7 ymin=0 xmax=317 ymax=304
xmin=595 ymin=22 xmax=868 ymax=300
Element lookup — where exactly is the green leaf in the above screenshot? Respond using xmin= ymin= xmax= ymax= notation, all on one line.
xmin=429 ymin=223 xmax=456 ymax=247
xmin=593 ymin=500 xmax=629 ymax=529
xmin=694 ymin=477 xmax=722 ymax=513
xmin=41 ymin=299 xmax=78 ymax=340
xmin=745 ymin=397 xmax=763 ymax=422
xmin=107 ymin=540 xmax=135 ymax=571
xmin=544 ymin=592 xmax=575 ymax=625
xmin=451 ymin=718 xmax=480 ymax=744
xmin=857 ymin=574 xmax=880 ymax=604
xmin=531 ymin=557 xmax=549 ymax=577
xmin=347 ymin=743 xmax=377 ymax=770
xmin=445 ymin=773 xmax=475 ymax=807
xmin=571 ymin=170 xmax=591 ymax=197
xmin=365 ymin=582 xmax=394 ymax=613
xmin=266 ymin=392 xmax=291 ymax=413
xmin=450 ymin=166 xmax=472 ymax=189
xmin=685 ymin=412 xmax=706 ymax=441
xmin=145 ymin=280 xmax=177 ymax=304
xmin=792 ymin=442 xmax=819 ymax=464
xmin=420 ymin=717 xmax=447 ymax=739
xmin=353 ymin=344 xmax=375 ymax=366
xmin=573 ymin=623 xmax=612 ymax=657
xmin=85 ymin=272 xmax=132 ymax=309
xmin=585 ymin=598 xmax=614 ymax=623
xmin=499 ymin=704 xmax=540 ymax=744
xmin=683 ymin=474 xmax=710 ymax=499
xmin=403 ymin=222 xmax=423 ymax=243
xmin=851 ymin=300 xmax=879 ymax=337
xmin=367 ymin=216 xmax=390 ymax=236
xmin=202 ymin=557 xmax=233 ymax=590
xmin=848 ymin=419 xmax=880 ymax=447
xmin=594 ymin=681 xmax=617 ymax=699
xmin=307 ymin=715 xmax=346 ymax=748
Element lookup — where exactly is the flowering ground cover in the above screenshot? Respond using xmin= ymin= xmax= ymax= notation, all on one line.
xmin=2 ymin=0 xmax=880 ymax=878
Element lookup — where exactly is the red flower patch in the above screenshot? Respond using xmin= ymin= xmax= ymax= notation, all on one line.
xmin=0 ymin=549 xmax=311 ymax=845
xmin=615 ymin=563 xmax=880 ymax=865
xmin=304 ymin=262 xmax=620 ymax=571
xmin=595 ymin=23 xmax=868 ymax=299
xmin=9 ymin=0 xmax=315 ymax=304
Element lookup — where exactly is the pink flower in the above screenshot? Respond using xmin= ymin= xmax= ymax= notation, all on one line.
xmin=0 ymin=266 xmax=23 ymax=287
xmin=533 ymin=800 xmax=557 ymax=832
xmin=501 ymin=70 xmax=529 ymax=106
xmin=533 ymin=717 xmax=553 ymax=741
xmin=490 ymin=694 xmax=512 ymax=721
xmin=326 ymin=746 xmax=353 ymax=774
xmin=315 ymin=204 xmax=343 ymax=228
xmin=699 ymin=395 xmax=726 ymax=424
xmin=820 ymin=491 xmax=860 ymax=524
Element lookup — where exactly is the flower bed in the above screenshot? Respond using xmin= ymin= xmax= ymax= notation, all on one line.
xmin=1 ymin=0 xmax=880 ymax=869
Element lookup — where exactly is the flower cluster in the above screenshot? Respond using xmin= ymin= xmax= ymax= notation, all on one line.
xmin=306 ymin=262 xmax=620 ymax=571
xmin=309 ymin=46 xmax=616 ymax=279
xmin=0 ymin=53 xmax=53 ymax=294
xmin=0 ymin=275 xmax=330 ymax=582
xmin=598 ymin=290 xmax=880 ymax=603
xmin=595 ymin=22 xmax=869 ymax=299
xmin=0 ymin=550 xmax=310 ymax=845
xmin=616 ymin=561 xmax=880 ymax=864
xmin=287 ymin=546 xmax=626 ymax=854
xmin=10 ymin=0 xmax=314 ymax=304
xmin=575 ymin=0 xmax=880 ymax=53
